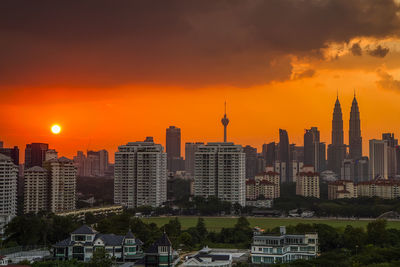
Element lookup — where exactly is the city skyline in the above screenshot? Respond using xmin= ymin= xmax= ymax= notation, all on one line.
xmin=1 ymin=93 xmax=398 ymax=163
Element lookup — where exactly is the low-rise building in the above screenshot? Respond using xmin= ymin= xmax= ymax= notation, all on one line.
xmin=183 ymin=246 xmax=232 ymax=267
xmin=357 ymin=179 xmax=400 ymax=199
xmin=53 ymin=225 xmax=143 ymax=262
xmin=250 ymin=226 xmax=318 ymax=264
xmin=328 ymin=180 xmax=357 ymax=200
xmin=296 ymin=166 xmax=320 ymax=198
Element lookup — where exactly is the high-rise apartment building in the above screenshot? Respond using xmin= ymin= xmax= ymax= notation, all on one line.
xmin=44 ymin=157 xmax=77 ymax=213
xmin=185 ymin=142 xmax=204 ymax=178
xmin=369 ymin=139 xmax=388 ymax=180
xmin=0 ymin=154 xmax=17 ymax=234
xmin=244 ymin=145 xmax=257 ymax=179
xmin=328 ymin=97 xmax=346 ymax=176
xmin=194 ymin=142 xmax=245 ymax=206
xmin=296 ymin=166 xmax=320 ymax=198
xmin=25 ymin=143 xmax=49 ymax=168
xmin=349 ymin=95 xmax=362 ymax=159
xmin=23 ymin=166 xmax=48 ymax=214
xmin=166 ymin=126 xmax=184 ymax=172
xmin=114 ymin=139 xmax=167 ymax=208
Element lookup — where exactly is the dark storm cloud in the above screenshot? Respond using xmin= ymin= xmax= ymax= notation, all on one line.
xmin=350 ymin=43 xmax=363 ymax=56
xmin=1 ymin=0 xmax=400 ymax=88
xmin=292 ymin=69 xmax=316 ymax=80
xmin=368 ymin=45 xmax=390 ymax=58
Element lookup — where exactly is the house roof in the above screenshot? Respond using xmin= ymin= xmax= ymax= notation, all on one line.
xmin=146 ymin=233 xmax=172 ymax=253
xmin=72 ymin=225 xmax=97 ymax=235
xmin=97 ymin=234 xmax=125 ymax=246
xmin=125 ymin=230 xmax=135 ymax=239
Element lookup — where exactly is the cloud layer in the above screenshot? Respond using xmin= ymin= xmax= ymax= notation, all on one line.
xmin=1 ymin=0 xmax=400 ymax=88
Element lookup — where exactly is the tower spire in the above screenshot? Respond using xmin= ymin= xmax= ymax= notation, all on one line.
xmin=221 ymin=101 xmax=229 ymax=142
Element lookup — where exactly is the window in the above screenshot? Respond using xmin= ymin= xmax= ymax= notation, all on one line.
xmin=74 ymin=235 xmax=86 ymax=242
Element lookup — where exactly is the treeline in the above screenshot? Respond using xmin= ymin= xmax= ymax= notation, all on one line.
xmin=5 ymin=212 xmax=400 ymax=267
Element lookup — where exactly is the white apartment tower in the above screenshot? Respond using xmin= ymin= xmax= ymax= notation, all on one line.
xmin=194 ymin=142 xmax=246 ymax=206
xmin=44 ymin=157 xmax=77 ymax=213
xmin=370 ymin=140 xmax=388 ymax=179
xmin=24 ymin=166 xmax=48 ymax=214
xmin=114 ymin=139 xmax=167 ymax=208
xmin=0 ymin=154 xmax=17 ymax=234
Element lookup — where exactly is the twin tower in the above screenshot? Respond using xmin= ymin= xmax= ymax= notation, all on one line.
xmin=328 ymin=93 xmax=362 ymax=174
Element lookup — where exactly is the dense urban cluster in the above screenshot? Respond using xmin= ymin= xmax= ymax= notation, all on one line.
xmin=1 ymin=96 xmax=400 ymax=266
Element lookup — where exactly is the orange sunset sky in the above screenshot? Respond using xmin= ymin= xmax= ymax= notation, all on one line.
xmin=1 ymin=1 xmax=400 ymax=162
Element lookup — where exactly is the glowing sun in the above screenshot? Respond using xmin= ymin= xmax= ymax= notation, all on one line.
xmin=51 ymin=124 xmax=61 ymax=134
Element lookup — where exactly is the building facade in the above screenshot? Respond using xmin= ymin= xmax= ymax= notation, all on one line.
xmin=251 ymin=226 xmax=318 ymax=264
xmin=25 ymin=143 xmax=49 ymax=169
xmin=44 ymin=157 xmax=77 ymax=213
xmin=194 ymin=142 xmax=245 ymax=206
xmin=114 ymin=139 xmax=167 ymax=208
xmin=357 ymin=179 xmax=400 ymax=199
xmin=0 ymin=154 xmax=17 ymax=235
xmin=247 ymin=166 xmax=280 ymax=200
xmin=296 ymin=166 xmax=320 ymax=198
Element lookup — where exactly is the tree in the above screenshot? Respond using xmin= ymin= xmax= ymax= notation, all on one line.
xmin=178 ymin=232 xmax=193 ymax=249
xmin=89 ymin=247 xmax=114 ymax=267
xmin=367 ymin=219 xmax=388 ymax=247
xmin=196 ymin=218 xmax=208 ymax=240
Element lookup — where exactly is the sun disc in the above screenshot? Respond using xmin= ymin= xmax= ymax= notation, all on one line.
xmin=51 ymin=124 xmax=61 ymax=134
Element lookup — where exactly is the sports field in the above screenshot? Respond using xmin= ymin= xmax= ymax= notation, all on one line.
xmin=142 ymin=216 xmax=400 ymax=231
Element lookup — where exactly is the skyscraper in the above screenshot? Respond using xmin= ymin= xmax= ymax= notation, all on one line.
xmin=25 ymin=143 xmax=49 ymax=168
xmin=279 ymin=129 xmax=290 ymax=182
xmin=265 ymin=142 xmax=277 ymax=166
xmin=221 ymin=102 xmax=229 ymax=142
xmin=382 ymin=133 xmax=398 ymax=178
xmin=244 ymin=145 xmax=257 ymax=179
xmin=185 ymin=142 xmax=204 ymax=178
xmin=194 ymin=142 xmax=245 ymax=206
xmin=166 ymin=126 xmax=184 ymax=172
xmin=0 ymin=145 xmax=19 ymax=166
xmin=369 ymin=139 xmax=388 ymax=179
xmin=0 ymin=154 xmax=17 ymax=235
xmin=332 ymin=97 xmax=344 ymax=146
xmin=349 ymin=94 xmax=362 ymax=159
xmin=304 ymin=127 xmax=326 ymax=172
xmin=328 ymin=97 xmax=346 ymax=176
xmin=114 ymin=139 xmax=167 ymax=208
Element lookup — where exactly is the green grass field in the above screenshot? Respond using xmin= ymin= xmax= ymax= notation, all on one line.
xmin=142 ymin=216 xmax=400 ymax=232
